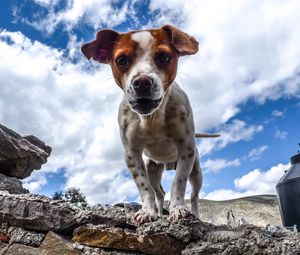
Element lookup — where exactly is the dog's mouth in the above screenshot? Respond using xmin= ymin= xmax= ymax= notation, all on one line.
xmin=129 ymin=97 xmax=163 ymax=115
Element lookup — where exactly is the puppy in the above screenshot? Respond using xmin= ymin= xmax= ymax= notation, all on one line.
xmin=81 ymin=25 xmax=204 ymax=223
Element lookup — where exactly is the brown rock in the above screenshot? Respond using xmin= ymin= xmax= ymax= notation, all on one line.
xmin=40 ymin=231 xmax=80 ymax=255
xmin=73 ymin=224 xmax=185 ymax=255
xmin=0 ymin=124 xmax=51 ymax=179
xmin=4 ymin=243 xmax=40 ymax=255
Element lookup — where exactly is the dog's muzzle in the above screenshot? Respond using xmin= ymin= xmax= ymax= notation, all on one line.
xmin=129 ymin=97 xmax=162 ymax=115
xmin=129 ymin=75 xmax=162 ymax=115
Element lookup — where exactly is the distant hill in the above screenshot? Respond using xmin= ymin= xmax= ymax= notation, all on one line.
xmin=185 ymin=195 xmax=281 ymax=227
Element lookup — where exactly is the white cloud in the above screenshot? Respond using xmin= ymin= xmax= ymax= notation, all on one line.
xmin=275 ymin=129 xmax=288 ymax=140
xmin=205 ymin=162 xmax=290 ymax=200
xmin=247 ymin=145 xmax=268 ymax=161
xmin=22 ymin=0 xmax=131 ymax=34
xmin=272 ymin=110 xmax=285 ymax=117
xmin=23 ymin=171 xmax=48 ymax=194
xmin=202 ymin=158 xmax=240 ymax=173
xmin=197 ymin=119 xmax=263 ymax=156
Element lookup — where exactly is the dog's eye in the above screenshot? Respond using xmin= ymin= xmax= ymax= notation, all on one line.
xmin=156 ymin=52 xmax=171 ymax=65
xmin=116 ymin=55 xmax=129 ymax=67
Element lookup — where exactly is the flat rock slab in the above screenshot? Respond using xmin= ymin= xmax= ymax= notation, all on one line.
xmin=0 ymin=192 xmax=135 ymax=234
xmin=4 ymin=243 xmax=40 ymax=255
xmin=0 ymin=124 xmax=51 ymax=179
xmin=73 ymin=224 xmax=185 ymax=255
xmin=40 ymin=231 xmax=80 ymax=255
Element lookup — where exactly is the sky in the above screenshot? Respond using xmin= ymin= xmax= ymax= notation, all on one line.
xmin=0 ymin=0 xmax=299 ymax=204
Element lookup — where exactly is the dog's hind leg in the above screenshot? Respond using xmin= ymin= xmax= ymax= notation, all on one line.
xmin=189 ymin=151 xmax=202 ymax=218
xmin=146 ymin=159 xmax=165 ymax=216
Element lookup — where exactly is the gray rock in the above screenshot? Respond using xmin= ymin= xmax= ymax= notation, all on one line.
xmin=3 ymin=243 xmax=40 ymax=255
xmin=182 ymin=225 xmax=300 ymax=255
xmin=0 ymin=192 xmax=135 ymax=234
xmin=0 ymin=174 xmax=29 ymax=194
xmin=7 ymin=227 xmax=45 ymax=247
xmin=0 ymin=124 xmax=51 ymax=179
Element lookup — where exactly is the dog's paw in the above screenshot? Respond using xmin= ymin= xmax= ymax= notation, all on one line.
xmin=134 ymin=209 xmax=158 ymax=224
xmin=169 ymin=206 xmax=192 ymax=221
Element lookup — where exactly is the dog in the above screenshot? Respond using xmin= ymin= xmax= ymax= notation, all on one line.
xmin=81 ymin=25 xmax=217 ymax=223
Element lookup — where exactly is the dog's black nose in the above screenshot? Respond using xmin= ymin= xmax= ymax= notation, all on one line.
xmin=132 ymin=76 xmax=153 ymax=98
xmin=133 ymin=75 xmax=153 ymax=89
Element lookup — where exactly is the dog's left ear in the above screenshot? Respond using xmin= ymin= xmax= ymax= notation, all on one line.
xmin=162 ymin=24 xmax=199 ymax=56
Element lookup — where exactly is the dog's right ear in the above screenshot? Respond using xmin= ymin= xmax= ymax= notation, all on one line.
xmin=81 ymin=29 xmax=119 ymax=64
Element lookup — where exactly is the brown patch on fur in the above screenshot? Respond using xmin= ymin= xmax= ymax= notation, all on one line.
xmin=127 ymin=155 xmax=133 ymax=161
xmin=145 ymin=187 xmax=148 ymax=191
xmin=141 ymin=182 xmax=145 ymax=187
xmin=128 ymin=164 xmax=135 ymax=168
xmin=149 ymin=28 xmax=179 ymax=91
xmin=132 ymin=172 xmax=139 ymax=179
xmin=109 ymin=33 xmax=138 ymax=88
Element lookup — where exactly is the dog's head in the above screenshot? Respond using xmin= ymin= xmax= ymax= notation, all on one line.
xmin=81 ymin=25 xmax=199 ymax=115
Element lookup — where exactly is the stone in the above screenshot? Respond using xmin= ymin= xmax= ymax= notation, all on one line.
xmin=7 ymin=227 xmax=45 ymax=247
xmin=4 ymin=243 xmax=40 ymax=255
xmin=40 ymin=231 xmax=80 ymax=255
xmin=0 ymin=124 xmax=51 ymax=179
xmin=73 ymin=224 xmax=185 ymax=255
xmin=0 ymin=231 xmax=9 ymax=243
xmin=0 ymin=174 xmax=29 ymax=194
xmin=182 ymin=225 xmax=300 ymax=255
xmin=0 ymin=192 xmax=135 ymax=234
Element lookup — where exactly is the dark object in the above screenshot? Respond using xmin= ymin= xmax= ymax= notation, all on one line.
xmin=276 ymin=146 xmax=300 ymax=228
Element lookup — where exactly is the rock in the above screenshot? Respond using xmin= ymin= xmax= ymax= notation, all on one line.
xmin=73 ymin=242 xmax=141 ymax=255
xmin=40 ymin=231 xmax=80 ymax=255
xmin=0 ymin=124 xmax=51 ymax=179
xmin=3 ymin=243 xmax=40 ymax=255
xmin=73 ymin=224 xmax=185 ymax=255
xmin=227 ymin=209 xmax=249 ymax=227
xmin=7 ymin=227 xmax=45 ymax=247
xmin=0 ymin=232 xmax=9 ymax=243
xmin=182 ymin=225 xmax=300 ymax=255
xmin=0 ymin=192 xmax=135 ymax=234
xmin=0 ymin=174 xmax=29 ymax=194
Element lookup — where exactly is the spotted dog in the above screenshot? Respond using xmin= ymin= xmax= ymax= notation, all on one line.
xmin=81 ymin=25 xmax=216 ymax=223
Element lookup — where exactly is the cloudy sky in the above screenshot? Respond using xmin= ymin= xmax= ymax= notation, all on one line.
xmin=0 ymin=0 xmax=299 ymax=204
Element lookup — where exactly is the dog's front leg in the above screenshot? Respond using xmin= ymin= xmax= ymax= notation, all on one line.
xmin=169 ymin=143 xmax=196 ymax=221
xmin=125 ymin=150 xmax=157 ymax=223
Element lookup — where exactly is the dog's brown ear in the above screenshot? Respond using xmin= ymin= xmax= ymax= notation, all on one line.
xmin=81 ymin=29 xmax=119 ymax=63
xmin=162 ymin=24 xmax=199 ymax=56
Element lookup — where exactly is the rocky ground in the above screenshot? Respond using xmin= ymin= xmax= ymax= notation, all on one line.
xmin=1 ymin=124 xmax=300 ymax=255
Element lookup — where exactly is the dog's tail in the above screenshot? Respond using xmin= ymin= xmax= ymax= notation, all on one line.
xmin=195 ymin=133 xmax=220 ymax=138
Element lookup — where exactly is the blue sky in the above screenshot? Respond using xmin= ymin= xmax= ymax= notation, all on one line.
xmin=0 ymin=0 xmax=299 ymax=204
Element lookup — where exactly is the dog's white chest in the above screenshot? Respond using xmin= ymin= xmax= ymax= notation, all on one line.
xmin=143 ymin=135 xmax=178 ymax=163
